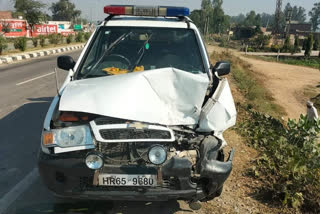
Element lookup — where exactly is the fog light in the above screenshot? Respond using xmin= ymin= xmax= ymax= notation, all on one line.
xmin=85 ymin=153 xmax=103 ymax=170
xmin=148 ymin=145 xmax=167 ymax=165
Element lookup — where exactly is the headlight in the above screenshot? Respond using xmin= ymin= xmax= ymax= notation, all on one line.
xmin=85 ymin=153 xmax=104 ymax=170
xmin=148 ymin=145 xmax=167 ymax=165
xmin=43 ymin=125 xmax=93 ymax=148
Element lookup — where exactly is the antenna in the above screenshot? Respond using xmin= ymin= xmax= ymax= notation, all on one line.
xmin=54 ymin=68 xmax=60 ymax=96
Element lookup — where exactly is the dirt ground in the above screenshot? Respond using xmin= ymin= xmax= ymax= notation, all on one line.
xmin=208 ymin=45 xmax=320 ymax=120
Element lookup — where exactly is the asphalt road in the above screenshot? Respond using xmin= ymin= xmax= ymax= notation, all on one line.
xmin=0 ymin=51 xmax=193 ymax=214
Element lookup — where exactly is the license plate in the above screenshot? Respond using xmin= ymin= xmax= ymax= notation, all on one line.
xmin=98 ymin=174 xmax=157 ymax=186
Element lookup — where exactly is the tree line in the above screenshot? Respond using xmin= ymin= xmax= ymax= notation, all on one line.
xmin=191 ymin=1 xmax=320 ymax=35
xmin=11 ymin=0 xmax=87 ymax=30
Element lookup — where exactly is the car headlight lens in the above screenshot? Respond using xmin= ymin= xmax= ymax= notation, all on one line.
xmin=85 ymin=153 xmax=104 ymax=170
xmin=148 ymin=145 xmax=167 ymax=165
xmin=43 ymin=125 xmax=93 ymax=148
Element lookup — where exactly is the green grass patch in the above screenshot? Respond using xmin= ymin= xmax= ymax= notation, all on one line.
xmin=252 ymin=55 xmax=320 ymax=70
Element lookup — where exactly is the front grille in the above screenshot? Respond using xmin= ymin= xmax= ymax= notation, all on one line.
xmin=94 ymin=117 xmax=129 ymax=125
xmin=99 ymin=129 xmax=171 ymax=140
xmin=100 ymin=142 xmax=130 ymax=163
xmin=98 ymin=142 xmax=154 ymax=164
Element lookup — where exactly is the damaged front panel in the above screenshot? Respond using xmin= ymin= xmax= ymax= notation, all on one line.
xmin=58 ymin=67 xmax=236 ymax=133
xmin=59 ymin=68 xmax=209 ymax=126
xmin=197 ymin=78 xmax=237 ymax=133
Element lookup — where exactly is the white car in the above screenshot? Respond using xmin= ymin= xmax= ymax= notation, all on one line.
xmin=38 ymin=5 xmax=237 ymax=209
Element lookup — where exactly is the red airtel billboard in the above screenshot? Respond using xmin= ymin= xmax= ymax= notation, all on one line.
xmin=0 ymin=20 xmax=27 ymax=37
xmin=32 ymin=24 xmax=58 ymax=37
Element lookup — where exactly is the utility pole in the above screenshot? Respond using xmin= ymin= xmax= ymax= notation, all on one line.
xmin=273 ymin=0 xmax=283 ymax=35
xmin=285 ymin=7 xmax=293 ymax=38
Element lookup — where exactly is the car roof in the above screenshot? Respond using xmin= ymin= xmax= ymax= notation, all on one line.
xmin=102 ymin=16 xmax=197 ymax=30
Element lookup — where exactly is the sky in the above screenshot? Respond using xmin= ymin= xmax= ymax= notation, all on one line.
xmin=0 ymin=0 xmax=317 ymax=21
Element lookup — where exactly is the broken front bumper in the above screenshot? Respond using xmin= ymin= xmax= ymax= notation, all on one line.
xmin=38 ymin=148 xmax=234 ymax=201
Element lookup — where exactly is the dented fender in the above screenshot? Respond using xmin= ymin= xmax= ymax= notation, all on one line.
xmin=198 ymin=136 xmax=234 ymax=196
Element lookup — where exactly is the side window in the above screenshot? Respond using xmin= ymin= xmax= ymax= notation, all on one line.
xmin=81 ymin=30 xmax=110 ymax=73
xmin=199 ymin=32 xmax=210 ymax=66
xmin=81 ymin=33 xmax=100 ymax=72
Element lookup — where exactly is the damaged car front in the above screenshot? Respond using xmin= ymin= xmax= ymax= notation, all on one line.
xmin=38 ymin=6 xmax=237 ymax=207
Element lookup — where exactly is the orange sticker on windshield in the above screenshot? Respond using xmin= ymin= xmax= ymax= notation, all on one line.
xmin=134 ymin=66 xmax=144 ymax=72
xmin=103 ymin=67 xmax=129 ymax=75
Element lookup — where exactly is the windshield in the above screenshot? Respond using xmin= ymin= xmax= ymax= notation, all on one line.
xmin=77 ymin=27 xmax=205 ymax=79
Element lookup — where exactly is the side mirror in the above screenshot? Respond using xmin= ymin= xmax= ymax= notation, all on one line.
xmin=57 ymin=55 xmax=76 ymax=71
xmin=212 ymin=61 xmax=230 ymax=77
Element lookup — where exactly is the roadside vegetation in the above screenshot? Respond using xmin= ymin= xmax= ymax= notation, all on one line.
xmin=211 ymin=49 xmax=320 ymax=212
xmin=312 ymin=94 xmax=320 ymax=110
xmin=238 ymin=111 xmax=320 ymax=212
xmin=251 ymin=55 xmax=320 ymax=69
xmin=0 ymin=0 xmax=92 ymax=56
xmin=0 ymin=32 xmax=91 ymax=55
xmin=0 ymin=35 xmax=8 ymax=55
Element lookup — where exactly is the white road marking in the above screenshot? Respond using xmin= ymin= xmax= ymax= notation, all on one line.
xmin=16 ymin=72 xmax=55 ymax=86
xmin=0 ymin=168 xmax=39 ymax=214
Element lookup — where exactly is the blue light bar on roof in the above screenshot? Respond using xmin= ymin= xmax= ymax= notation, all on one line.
xmin=104 ymin=5 xmax=190 ymax=17
xmin=165 ymin=7 xmax=190 ymax=17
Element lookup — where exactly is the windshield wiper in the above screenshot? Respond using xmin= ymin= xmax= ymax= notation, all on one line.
xmin=129 ymin=34 xmax=153 ymax=73
xmin=82 ymin=32 xmax=132 ymax=79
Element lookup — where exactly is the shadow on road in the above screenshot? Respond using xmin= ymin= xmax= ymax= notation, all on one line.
xmin=0 ymin=97 xmax=53 ymax=196
xmin=13 ymin=200 xmax=191 ymax=214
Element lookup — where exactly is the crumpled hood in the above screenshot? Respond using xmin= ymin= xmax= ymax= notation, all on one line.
xmin=59 ymin=68 xmax=209 ymax=126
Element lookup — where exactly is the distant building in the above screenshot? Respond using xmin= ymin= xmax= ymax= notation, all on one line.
xmin=289 ymin=22 xmax=312 ymax=36
xmin=261 ymin=27 xmax=272 ymax=36
xmin=0 ymin=11 xmax=12 ymax=20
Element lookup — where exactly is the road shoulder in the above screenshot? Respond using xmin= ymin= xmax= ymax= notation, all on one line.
xmin=0 ymin=44 xmax=85 ymax=65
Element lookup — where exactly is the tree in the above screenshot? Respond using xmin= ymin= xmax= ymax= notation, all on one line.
xmin=313 ymin=36 xmax=320 ymax=50
xmin=190 ymin=9 xmax=202 ymax=30
xmin=260 ymin=13 xmax=274 ymax=28
xmin=292 ymin=6 xmax=306 ymax=23
xmin=282 ymin=36 xmax=292 ymax=52
xmin=243 ymin=11 xmax=261 ymax=27
xmin=231 ymin=14 xmax=245 ymax=24
xmin=210 ymin=0 xmax=230 ymax=34
xmin=309 ymin=3 xmax=320 ymax=31
xmin=14 ymin=0 xmax=46 ymax=33
xmin=305 ymin=34 xmax=314 ymax=57
xmin=284 ymin=3 xmax=306 ymax=23
xmin=201 ymin=0 xmax=213 ymax=35
xmin=190 ymin=10 xmax=201 ymax=26
xmin=0 ymin=35 xmax=8 ymax=55
xmin=193 ymin=0 xmax=229 ymax=35
xmin=50 ymin=0 xmax=81 ymax=21
xmin=293 ymin=35 xmax=300 ymax=53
